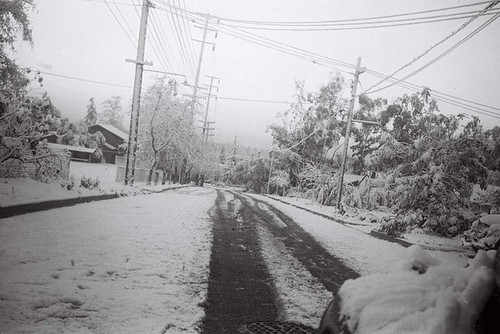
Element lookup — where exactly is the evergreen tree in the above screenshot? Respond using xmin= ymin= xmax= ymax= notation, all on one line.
xmin=219 ymin=146 xmax=226 ymax=164
xmin=84 ymin=97 xmax=97 ymax=126
xmin=99 ymin=96 xmax=125 ymax=130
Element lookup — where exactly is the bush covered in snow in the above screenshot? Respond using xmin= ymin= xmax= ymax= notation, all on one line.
xmin=80 ymin=176 xmax=100 ymax=190
xmin=330 ymin=245 xmax=499 ymax=334
xmin=463 ymin=215 xmax=500 ymax=252
xmin=375 ymin=136 xmax=490 ymax=237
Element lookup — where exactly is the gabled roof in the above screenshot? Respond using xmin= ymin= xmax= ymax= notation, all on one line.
xmin=89 ymin=124 xmax=129 ymax=141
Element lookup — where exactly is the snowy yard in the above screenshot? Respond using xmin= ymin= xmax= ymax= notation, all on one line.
xmin=0 ymin=188 xmax=216 ymax=333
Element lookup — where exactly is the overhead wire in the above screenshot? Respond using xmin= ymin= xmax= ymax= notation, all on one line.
xmin=177 ymin=0 xmax=199 ymax=76
xmin=102 ymin=0 xmax=138 ymax=48
xmin=207 ymin=1 xmax=498 ymax=25
xmin=89 ymin=0 xmax=500 ymax=121
xmin=364 ymin=1 xmax=499 ymax=93
xmin=29 ymin=69 xmax=134 ymax=88
xmin=150 ymin=0 xmax=192 ymax=83
xmin=217 ymin=10 xmax=500 ymax=31
xmin=364 ymin=69 xmax=500 ymax=119
xmin=365 ymin=9 xmax=500 ymax=95
xmin=166 ymin=0 xmax=197 ymax=79
xmin=111 ymin=0 xmax=137 ymax=39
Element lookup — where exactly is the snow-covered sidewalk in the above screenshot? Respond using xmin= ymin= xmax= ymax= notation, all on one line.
xmin=0 ymin=188 xmax=216 ymax=333
xmin=0 ymin=177 xmax=186 ymax=208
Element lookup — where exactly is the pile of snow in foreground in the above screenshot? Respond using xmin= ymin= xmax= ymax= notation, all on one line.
xmin=0 ymin=188 xmax=215 ymax=333
xmin=339 ymin=246 xmax=497 ymax=334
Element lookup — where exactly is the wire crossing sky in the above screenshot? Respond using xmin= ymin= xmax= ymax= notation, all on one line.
xmin=16 ymin=0 xmax=500 ymax=148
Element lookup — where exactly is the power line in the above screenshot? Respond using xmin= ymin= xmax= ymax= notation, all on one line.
xmin=365 ymin=69 xmax=500 ymax=119
xmin=218 ymin=96 xmax=307 ymax=105
xmin=148 ymin=7 xmax=186 ymax=82
xmin=35 ymin=70 xmax=134 ymax=88
xmin=219 ymin=10 xmax=500 ymax=32
xmin=364 ymin=1 xmax=499 ymax=93
xmin=154 ymin=0 xmax=497 ymax=26
xmin=166 ymin=0 xmax=196 ymax=78
xmin=68 ymin=1 xmax=500 ymax=121
xmin=176 ymin=0 xmax=199 ymax=74
xmin=103 ymin=0 xmax=137 ymax=48
xmin=111 ymin=0 xmax=137 ymax=40
xmin=366 ymin=9 xmax=500 ymax=95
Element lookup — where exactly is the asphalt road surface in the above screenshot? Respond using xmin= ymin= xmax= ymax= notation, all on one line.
xmin=201 ymin=189 xmax=359 ymax=334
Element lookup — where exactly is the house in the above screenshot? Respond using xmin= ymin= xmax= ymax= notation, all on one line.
xmin=47 ymin=143 xmax=96 ymax=162
xmin=88 ymin=124 xmax=128 ymax=164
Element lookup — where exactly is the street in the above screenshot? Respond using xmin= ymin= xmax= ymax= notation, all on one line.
xmin=201 ymin=190 xmax=359 ymax=333
xmin=0 ymin=187 xmax=374 ymax=333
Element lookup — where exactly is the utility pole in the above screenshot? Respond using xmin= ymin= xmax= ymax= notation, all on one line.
xmin=232 ymin=136 xmax=237 ymax=164
xmin=201 ymin=75 xmax=219 ymax=143
xmin=267 ymin=150 xmax=274 ymax=194
xmin=197 ymin=75 xmax=218 ymax=187
xmin=336 ymin=57 xmax=364 ymax=210
xmin=190 ymin=14 xmax=216 ymax=120
xmin=124 ymin=0 xmax=151 ymax=185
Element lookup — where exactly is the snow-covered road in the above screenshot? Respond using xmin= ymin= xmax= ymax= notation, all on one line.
xmin=0 ymin=186 xmax=477 ymax=334
xmin=0 ymin=187 xmax=216 ymax=334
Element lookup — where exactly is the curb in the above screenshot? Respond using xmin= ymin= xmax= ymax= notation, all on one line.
xmin=0 ymin=185 xmax=188 ymax=219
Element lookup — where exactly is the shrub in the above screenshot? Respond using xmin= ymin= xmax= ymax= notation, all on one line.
xmin=80 ymin=176 xmax=100 ymax=190
xmin=61 ymin=175 xmax=75 ymax=190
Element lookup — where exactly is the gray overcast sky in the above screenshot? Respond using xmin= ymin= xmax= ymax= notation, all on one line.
xmin=15 ymin=0 xmax=500 ymax=148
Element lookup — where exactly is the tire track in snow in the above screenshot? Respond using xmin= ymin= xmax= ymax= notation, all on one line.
xmin=233 ymin=192 xmax=360 ymax=295
xmin=201 ymin=190 xmax=279 ymax=334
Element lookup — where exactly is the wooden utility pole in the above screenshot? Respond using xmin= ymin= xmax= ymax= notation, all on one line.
xmin=124 ymin=0 xmax=151 ymax=185
xmin=190 ymin=14 xmax=212 ymax=120
xmin=202 ymin=75 xmax=219 ymax=144
xmin=267 ymin=150 xmax=274 ymax=194
xmin=336 ymin=57 xmax=364 ymax=210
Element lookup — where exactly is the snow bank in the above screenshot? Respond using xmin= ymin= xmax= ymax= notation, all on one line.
xmin=338 ymin=246 xmax=497 ymax=334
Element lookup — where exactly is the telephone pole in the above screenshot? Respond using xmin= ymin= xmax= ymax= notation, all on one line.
xmin=267 ymin=149 xmax=274 ymax=194
xmin=190 ymin=14 xmax=216 ymax=120
xmin=124 ymin=0 xmax=152 ymax=185
xmin=336 ymin=57 xmax=364 ymax=210
xmin=202 ymin=75 xmax=219 ymax=144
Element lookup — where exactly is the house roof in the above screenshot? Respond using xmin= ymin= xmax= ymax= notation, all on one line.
xmin=89 ymin=124 xmax=129 ymax=141
xmin=47 ymin=143 xmax=96 ymax=154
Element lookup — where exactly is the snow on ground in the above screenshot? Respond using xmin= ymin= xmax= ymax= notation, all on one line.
xmin=271 ymin=196 xmax=467 ymax=252
xmin=0 ymin=177 xmax=184 ymax=207
xmin=69 ymin=161 xmax=118 ymax=183
xmin=250 ymin=195 xmax=470 ymax=275
xmin=338 ymin=246 xmax=497 ymax=334
xmin=0 ymin=178 xmax=99 ymax=207
xmin=0 ymin=187 xmax=216 ymax=333
xmin=256 ymin=224 xmax=332 ymax=328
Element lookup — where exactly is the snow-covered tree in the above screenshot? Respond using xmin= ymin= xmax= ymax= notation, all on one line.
xmin=269 ymin=76 xmax=348 ymax=168
xmin=137 ymin=77 xmax=206 ymax=185
xmin=84 ymin=97 xmax=97 ymax=126
xmin=99 ymin=96 xmax=125 ymax=131
xmin=56 ymin=119 xmax=105 ymax=161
